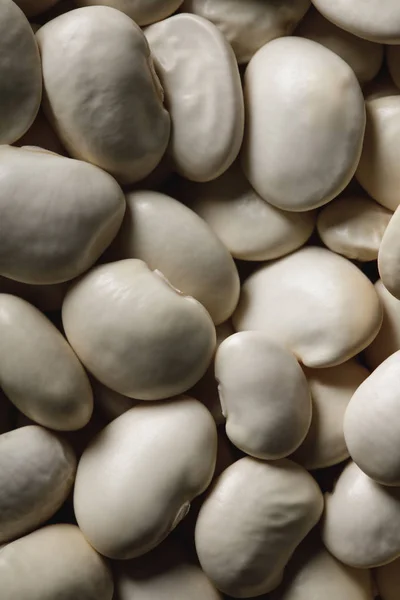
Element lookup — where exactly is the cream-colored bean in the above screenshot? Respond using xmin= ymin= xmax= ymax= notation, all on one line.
xmin=356 ymin=96 xmax=400 ymax=211
xmin=241 ymin=37 xmax=365 ymax=212
xmin=37 ymin=7 xmax=170 ymax=183
xmin=190 ymin=321 xmax=234 ymax=424
xmin=291 ymin=360 xmax=369 ymax=470
xmin=180 ymin=163 xmax=316 ymax=261
xmin=145 ymin=14 xmax=244 ymax=182
xmin=181 ymin=0 xmax=310 ymax=64
xmin=296 ymin=7 xmax=383 ymax=83
xmin=379 ymin=206 xmax=400 ymax=299
xmin=114 ymin=537 xmax=222 ymax=600
xmin=271 ymin=535 xmax=373 ymax=600
xmin=322 ymin=461 xmax=400 ymax=568
xmin=75 ymin=0 xmax=183 ymax=24
xmin=215 ymin=332 xmax=311 ymax=459
xmin=344 ymin=351 xmax=400 ymax=486
xmin=233 ymin=247 xmax=382 ymax=368
xmin=317 ymin=195 xmax=392 ymax=262
xmin=364 ymin=279 xmax=400 ymax=370
xmin=63 ymin=260 xmax=216 ymax=400
xmin=312 ymin=0 xmax=400 ymax=44
xmin=0 ymin=146 xmax=125 ymax=284
xmin=195 ymin=457 xmax=323 ymax=598
xmin=74 ymin=397 xmax=217 ymax=559
xmin=107 ymin=190 xmax=239 ymax=324
xmin=0 ymin=294 xmax=93 ymax=430
xmin=0 ymin=0 xmax=41 ymax=144
xmin=0 ymin=426 xmax=76 ymax=544
xmin=375 ymin=558 xmax=400 ymax=600
xmin=0 ymin=524 xmax=113 ymax=600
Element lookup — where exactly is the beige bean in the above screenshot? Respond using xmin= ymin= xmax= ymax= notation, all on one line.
xmin=180 ymin=163 xmax=316 ymax=261
xmin=292 ymin=360 xmax=369 ymax=470
xmin=181 ymin=0 xmax=310 ymax=64
xmin=375 ymin=558 xmax=400 ymax=600
xmin=312 ymin=0 xmax=400 ymax=44
xmin=356 ymin=96 xmax=400 ymax=211
xmin=215 ymin=332 xmax=311 ymax=459
xmin=271 ymin=534 xmax=373 ymax=600
xmin=0 ymin=0 xmax=41 ymax=144
xmin=364 ymin=279 xmax=400 ymax=370
xmin=296 ymin=7 xmax=383 ymax=83
xmin=0 ymin=426 xmax=76 ymax=544
xmin=344 ymin=351 xmax=400 ymax=486
xmin=379 ymin=206 xmax=400 ymax=299
xmin=0 ymin=524 xmax=113 ymax=600
xmin=195 ymin=457 xmax=323 ymax=597
xmin=322 ymin=461 xmax=400 ymax=568
xmin=0 ymin=146 xmax=125 ymax=284
xmin=74 ymin=397 xmax=217 ymax=559
xmin=114 ymin=537 xmax=222 ymax=599
xmin=75 ymin=0 xmax=183 ymax=24
xmin=317 ymin=195 xmax=392 ymax=262
xmin=63 ymin=259 xmax=216 ymax=400
xmin=145 ymin=14 xmax=244 ymax=182
xmin=232 ymin=247 xmax=382 ymax=368
xmin=0 ymin=294 xmax=93 ymax=430
xmin=241 ymin=37 xmax=365 ymax=211
xmin=107 ymin=190 xmax=240 ymax=324
xmin=37 ymin=7 xmax=170 ymax=183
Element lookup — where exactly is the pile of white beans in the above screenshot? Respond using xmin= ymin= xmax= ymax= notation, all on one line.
xmin=3 ymin=0 xmax=400 ymax=598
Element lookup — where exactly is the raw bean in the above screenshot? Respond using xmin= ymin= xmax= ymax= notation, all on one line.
xmin=0 ymin=0 xmax=42 ymax=144
xmin=195 ymin=457 xmax=323 ymax=597
xmin=0 ymin=146 xmax=125 ymax=285
xmin=215 ymin=331 xmax=312 ymax=459
xmin=241 ymin=37 xmax=365 ymax=211
xmin=233 ymin=247 xmax=382 ymax=368
xmin=145 ymin=14 xmax=244 ymax=182
xmin=37 ymin=7 xmax=170 ymax=183
xmin=0 ymin=426 xmax=76 ymax=544
xmin=74 ymin=397 xmax=217 ymax=559
xmin=0 ymin=294 xmax=93 ymax=431
xmin=62 ymin=259 xmax=216 ymax=400
xmin=0 ymin=524 xmax=114 ymax=600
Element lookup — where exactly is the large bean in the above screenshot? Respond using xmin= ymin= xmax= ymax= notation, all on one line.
xmin=0 ymin=524 xmax=113 ymax=600
xmin=0 ymin=146 xmax=125 ymax=284
xmin=233 ymin=247 xmax=382 ymax=368
xmin=62 ymin=259 xmax=216 ymax=400
xmin=74 ymin=397 xmax=217 ymax=559
xmin=0 ymin=0 xmax=41 ymax=144
xmin=0 ymin=426 xmax=76 ymax=544
xmin=37 ymin=7 xmax=170 ymax=183
xmin=195 ymin=457 xmax=323 ymax=597
xmin=0 ymin=294 xmax=93 ymax=430
xmin=145 ymin=14 xmax=244 ymax=182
